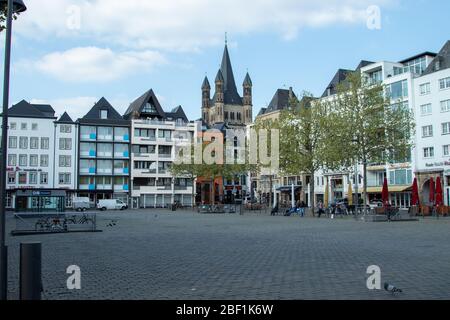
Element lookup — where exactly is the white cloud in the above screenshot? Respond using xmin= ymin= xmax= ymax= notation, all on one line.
xmin=29 ymin=47 xmax=166 ymax=83
xmin=15 ymin=0 xmax=394 ymax=51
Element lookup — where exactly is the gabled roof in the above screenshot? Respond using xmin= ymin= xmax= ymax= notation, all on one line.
xmin=423 ymin=40 xmax=450 ymax=75
xmin=321 ymin=69 xmax=354 ymax=98
xmin=33 ymin=104 xmax=55 ymax=118
xmin=165 ymin=105 xmax=188 ymax=122
xmin=355 ymin=60 xmax=375 ymax=70
xmin=7 ymin=100 xmax=56 ymax=119
xmin=124 ymin=89 xmax=166 ymax=120
xmin=399 ymin=51 xmax=437 ymax=64
xmin=56 ymin=112 xmax=74 ymax=123
xmin=266 ymin=89 xmax=297 ymax=113
xmin=257 ymin=108 xmax=267 ymax=117
xmin=79 ymin=97 xmax=127 ymax=125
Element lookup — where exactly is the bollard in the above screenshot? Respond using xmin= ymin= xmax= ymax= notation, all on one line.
xmin=20 ymin=242 xmax=42 ymax=300
xmin=0 ymin=245 xmax=7 ymax=300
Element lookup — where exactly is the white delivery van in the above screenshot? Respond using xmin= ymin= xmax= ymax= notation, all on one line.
xmin=97 ymin=199 xmax=128 ymax=211
xmin=73 ymin=197 xmax=91 ymax=212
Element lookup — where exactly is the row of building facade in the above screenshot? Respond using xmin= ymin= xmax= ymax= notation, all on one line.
xmin=3 ymin=40 xmax=450 ymax=211
xmin=254 ymin=40 xmax=450 ymax=208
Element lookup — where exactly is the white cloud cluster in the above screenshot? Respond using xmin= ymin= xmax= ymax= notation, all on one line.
xmin=31 ymin=47 xmax=165 ymax=82
xmin=16 ymin=0 xmax=393 ymax=83
xmin=16 ymin=0 xmax=392 ymax=50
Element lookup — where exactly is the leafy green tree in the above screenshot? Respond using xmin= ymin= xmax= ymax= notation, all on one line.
xmin=277 ymin=92 xmax=336 ymax=210
xmin=329 ymin=72 xmax=415 ymax=211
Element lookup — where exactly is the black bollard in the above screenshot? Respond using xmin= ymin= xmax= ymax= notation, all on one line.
xmin=0 ymin=245 xmax=7 ymax=300
xmin=20 ymin=242 xmax=42 ymax=300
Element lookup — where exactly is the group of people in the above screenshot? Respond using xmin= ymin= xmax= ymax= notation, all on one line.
xmin=271 ymin=199 xmax=351 ymax=219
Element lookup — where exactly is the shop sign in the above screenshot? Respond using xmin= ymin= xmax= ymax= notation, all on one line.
xmin=425 ymin=160 xmax=450 ymax=168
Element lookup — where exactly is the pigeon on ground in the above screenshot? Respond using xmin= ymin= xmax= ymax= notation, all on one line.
xmin=384 ymin=282 xmax=403 ymax=294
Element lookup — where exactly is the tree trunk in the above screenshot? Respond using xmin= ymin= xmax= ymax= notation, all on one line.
xmin=192 ymin=177 xmax=195 ymax=208
xmin=269 ymin=175 xmax=273 ymax=209
xmin=363 ymin=161 xmax=368 ymax=214
xmin=309 ymin=171 xmax=315 ymax=217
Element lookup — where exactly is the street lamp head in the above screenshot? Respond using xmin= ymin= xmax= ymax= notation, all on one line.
xmin=1 ymin=0 xmax=27 ymax=13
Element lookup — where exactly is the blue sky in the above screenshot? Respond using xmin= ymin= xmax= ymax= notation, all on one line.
xmin=3 ymin=0 xmax=450 ymax=120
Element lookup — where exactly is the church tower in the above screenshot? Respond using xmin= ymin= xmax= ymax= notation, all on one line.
xmin=202 ymin=76 xmax=210 ymax=123
xmin=243 ymin=72 xmax=253 ymax=124
xmin=201 ymin=39 xmax=252 ymax=127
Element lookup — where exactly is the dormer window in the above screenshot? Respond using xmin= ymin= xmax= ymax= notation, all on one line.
xmin=100 ymin=110 xmax=108 ymax=119
xmin=143 ymin=102 xmax=157 ymax=114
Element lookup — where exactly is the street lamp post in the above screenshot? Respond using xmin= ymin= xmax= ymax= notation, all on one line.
xmin=0 ymin=0 xmax=27 ymax=300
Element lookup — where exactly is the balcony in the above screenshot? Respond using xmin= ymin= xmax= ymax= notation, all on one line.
xmin=114 ymin=184 xmax=129 ymax=192
xmin=97 ymin=184 xmax=113 ymax=190
xmin=81 ymin=133 xmax=96 ymax=141
xmin=97 ymin=168 xmax=113 ymax=175
xmin=79 ymin=184 xmax=96 ymax=190
xmin=97 ymin=135 xmax=113 ymax=141
xmin=80 ymin=150 xmax=96 ymax=158
xmin=80 ymin=168 xmax=96 ymax=175
xmin=114 ymin=168 xmax=129 ymax=175
xmin=158 ymin=153 xmax=172 ymax=159
xmin=114 ymin=151 xmax=130 ymax=159
xmin=115 ymin=134 xmax=130 ymax=142
xmin=97 ymin=152 xmax=113 ymax=158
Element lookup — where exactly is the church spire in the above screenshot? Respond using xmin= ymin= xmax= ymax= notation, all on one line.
xmin=219 ymin=42 xmax=241 ymax=105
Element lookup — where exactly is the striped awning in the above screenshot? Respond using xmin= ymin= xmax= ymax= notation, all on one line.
xmin=367 ymin=186 xmax=412 ymax=193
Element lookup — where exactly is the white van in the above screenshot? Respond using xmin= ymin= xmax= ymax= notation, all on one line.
xmin=73 ymin=197 xmax=91 ymax=211
xmin=97 ymin=199 xmax=128 ymax=211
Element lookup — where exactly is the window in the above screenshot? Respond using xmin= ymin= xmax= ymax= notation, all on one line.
xmin=142 ymin=102 xmax=157 ymax=113
xmin=8 ymin=154 xmax=16 ymax=166
xmin=100 ymin=110 xmax=108 ymax=119
xmin=8 ymin=172 xmax=15 ymax=184
xmin=41 ymin=138 xmax=49 ymax=150
xmin=29 ymin=155 xmax=38 ymax=167
xmin=98 ymin=127 xmax=113 ymax=140
xmin=19 ymin=137 xmax=28 ymax=149
xmin=8 ymin=136 xmax=17 ymax=149
xmin=40 ymin=172 xmax=48 ymax=184
xmin=29 ymin=172 xmax=37 ymax=184
xmin=224 ymin=112 xmax=228 ymax=120
xmin=420 ymin=104 xmax=432 ymax=116
xmin=32 ymin=123 xmax=38 ymax=131
xmin=10 ymin=123 xmax=16 ymax=130
xmin=388 ymin=80 xmax=408 ymax=100
xmin=237 ymin=112 xmax=241 ymax=121
xmin=423 ymin=147 xmax=434 ymax=158
xmin=422 ymin=125 xmax=433 ymax=138
xmin=420 ymin=83 xmax=431 ymax=95
xmin=442 ymin=122 xmax=450 ymax=135
xmin=40 ymin=155 xmax=49 ymax=167
xmin=30 ymin=137 xmax=39 ymax=149
xmin=439 ymin=77 xmax=450 ymax=90
xmin=60 ymin=125 xmax=72 ymax=133
xmin=158 ymin=130 xmax=172 ymax=139
xmin=59 ymin=138 xmax=72 ymax=150
xmin=19 ymin=154 xmax=27 ymax=166
xmin=21 ymin=123 xmax=27 ymax=130
xmin=443 ymin=145 xmax=450 ymax=157
xmin=230 ymin=112 xmax=235 ymax=120
xmin=368 ymin=70 xmax=383 ymax=85
xmin=59 ymin=155 xmax=71 ymax=167
xmin=18 ymin=173 xmax=26 ymax=184
xmin=59 ymin=173 xmax=71 ymax=185
xmin=441 ymin=100 xmax=450 ymax=113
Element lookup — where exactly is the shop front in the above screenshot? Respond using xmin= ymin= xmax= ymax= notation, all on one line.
xmin=14 ymin=189 xmax=66 ymax=213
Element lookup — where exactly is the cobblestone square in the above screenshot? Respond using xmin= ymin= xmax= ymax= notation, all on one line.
xmin=5 ymin=210 xmax=450 ymax=300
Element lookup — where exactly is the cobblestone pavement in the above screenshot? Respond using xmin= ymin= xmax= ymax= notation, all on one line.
xmin=4 ymin=210 xmax=450 ymax=300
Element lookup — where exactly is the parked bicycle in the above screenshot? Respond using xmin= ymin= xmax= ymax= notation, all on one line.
xmin=35 ymin=216 xmax=66 ymax=232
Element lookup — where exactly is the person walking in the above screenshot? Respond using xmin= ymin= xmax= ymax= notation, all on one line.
xmin=317 ymin=201 xmax=324 ymax=218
